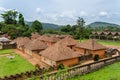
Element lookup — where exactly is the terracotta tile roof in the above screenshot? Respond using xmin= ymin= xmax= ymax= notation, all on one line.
xmin=31 ymin=32 xmax=41 ymax=40
xmin=38 ymin=35 xmax=49 ymax=41
xmin=13 ymin=37 xmax=30 ymax=47
xmin=39 ymin=41 xmax=81 ymax=61
xmin=39 ymin=35 xmax=60 ymax=43
xmin=24 ymin=38 xmax=47 ymax=50
xmin=57 ymin=35 xmax=73 ymax=39
xmin=58 ymin=37 xmax=79 ymax=46
xmin=76 ymin=39 xmax=106 ymax=50
xmin=48 ymin=36 xmax=61 ymax=42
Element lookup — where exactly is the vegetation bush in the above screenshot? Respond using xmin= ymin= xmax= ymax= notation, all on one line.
xmin=57 ymin=64 xmax=65 ymax=70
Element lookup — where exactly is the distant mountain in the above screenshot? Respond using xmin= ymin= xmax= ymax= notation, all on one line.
xmin=87 ymin=22 xmax=120 ymax=28
xmin=25 ymin=21 xmax=60 ymax=30
xmin=25 ymin=21 xmax=33 ymax=26
xmin=42 ymin=23 xmax=60 ymax=29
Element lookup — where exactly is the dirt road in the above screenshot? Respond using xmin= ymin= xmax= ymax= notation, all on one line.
xmin=105 ymin=45 xmax=120 ymax=51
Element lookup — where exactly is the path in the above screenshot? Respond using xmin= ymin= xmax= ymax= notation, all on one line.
xmin=105 ymin=45 xmax=120 ymax=51
xmin=80 ymin=60 xmax=94 ymax=65
xmin=13 ymin=49 xmax=49 ymax=68
xmin=14 ymin=49 xmax=39 ymax=65
xmin=0 ymin=54 xmax=11 ymax=57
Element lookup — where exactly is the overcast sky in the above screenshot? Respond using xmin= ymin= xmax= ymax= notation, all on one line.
xmin=0 ymin=0 xmax=120 ymax=25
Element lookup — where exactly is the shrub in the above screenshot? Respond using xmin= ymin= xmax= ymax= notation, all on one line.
xmin=93 ymin=54 xmax=99 ymax=61
xmin=57 ymin=64 xmax=65 ymax=70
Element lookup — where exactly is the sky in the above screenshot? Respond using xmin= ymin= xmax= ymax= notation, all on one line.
xmin=0 ymin=0 xmax=120 ymax=25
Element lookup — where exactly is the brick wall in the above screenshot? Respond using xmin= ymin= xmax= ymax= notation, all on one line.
xmin=73 ymin=47 xmax=106 ymax=58
xmin=32 ymin=53 xmax=41 ymax=60
xmin=56 ymin=58 xmax=79 ymax=67
xmin=72 ymin=47 xmax=85 ymax=53
xmin=41 ymin=56 xmax=56 ymax=66
xmin=92 ymin=49 xmax=106 ymax=58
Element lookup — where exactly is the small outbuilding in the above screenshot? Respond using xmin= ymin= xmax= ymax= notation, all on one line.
xmin=24 ymin=38 xmax=47 ymax=58
xmin=39 ymin=41 xmax=81 ymax=67
xmin=39 ymin=35 xmax=60 ymax=46
xmin=13 ymin=37 xmax=31 ymax=51
xmin=31 ymin=32 xmax=41 ymax=40
xmin=0 ymin=37 xmax=16 ymax=49
xmin=74 ymin=39 xmax=107 ymax=58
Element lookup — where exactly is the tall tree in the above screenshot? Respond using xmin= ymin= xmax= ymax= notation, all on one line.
xmin=1 ymin=10 xmax=18 ymax=24
xmin=77 ymin=17 xmax=85 ymax=29
xmin=18 ymin=13 xmax=25 ymax=26
xmin=31 ymin=20 xmax=43 ymax=33
xmin=76 ymin=17 xmax=85 ymax=40
xmin=61 ymin=24 xmax=71 ymax=33
xmin=1 ymin=24 xmax=19 ymax=39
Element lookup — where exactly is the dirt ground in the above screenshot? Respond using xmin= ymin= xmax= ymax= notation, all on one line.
xmin=13 ymin=49 xmax=49 ymax=68
xmin=105 ymin=45 xmax=120 ymax=51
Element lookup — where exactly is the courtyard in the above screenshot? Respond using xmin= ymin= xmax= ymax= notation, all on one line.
xmin=0 ymin=49 xmax=35 ymax=78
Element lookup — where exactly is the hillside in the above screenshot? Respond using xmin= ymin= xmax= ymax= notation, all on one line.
xmin=88 ymin=22 xmax=120 ymax=28
xmin=42 ymin=23 xmax=60 ymax=29
xmin=25 ymin=21 xmax=60 ymax=30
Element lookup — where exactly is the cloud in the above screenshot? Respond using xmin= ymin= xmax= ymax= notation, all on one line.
xmin=0 ymin=7 xmax=6 ymax=11
xmin=99 ymin=11 xmax=108 ymax=16
xmin=60 ymin=11 xmax=75 ymax=19
xmin=45 ymin=11 xmax=76 ymax=21
xmin=36 ymin=8 xmax=43 ymax=14
xmin=45 ymin=13 xmax=58 ymax=21
xmin=79 ymin=11 xmax=87 ymax=16
xmin=43 ymin=11 xmax=76 ymax=24
xmin=0 ymin=7 xmax=15 ymax=12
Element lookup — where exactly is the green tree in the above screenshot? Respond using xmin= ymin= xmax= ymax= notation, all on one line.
xmin=57 ymin=64 xmax=65 ymax=70
xmin=1 ymin=24 xmax=19 ymax=39
xmin=1 ymin=10 xmax=18 ymax=24
xmin=16 ymin=25 xmax=29 ymax=36
xmin=0 ymin=22 xmax=5 ymax=31
xmin=31 ymin=20 xmax=43 ymax=33
xmin=61 ymin=24 xmax=71 ymax=33
xmin=18 ymin=13 xmax=25 ymax=26
xmin=22 ymin=27 xmax=33 ymax=37
xmin=77 ymin=17 xmax=85 ymax=29
xmin=76 ymin=17 xmax=85 ymax=39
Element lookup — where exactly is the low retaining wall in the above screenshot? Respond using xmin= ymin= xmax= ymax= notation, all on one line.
xmin=39 ymin=56 xmax=120 ymax=80
xmin=0 ymin=56 xmax=120 ymax=80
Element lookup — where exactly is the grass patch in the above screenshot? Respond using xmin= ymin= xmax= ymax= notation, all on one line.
xmin=0 ymin=54 xmax=35 ymax=78
xmin=0 ymin=49 xmax=14 ymax=55
xmin=27 ymin=62 xmax=120 ymax=80
xmin=97 ymin=40 xmax=120 ymax=46
xmin=77 ymin=39 xmax=120 ymax=46
xmin=70 ymin=62 xmax=120 ymax=80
